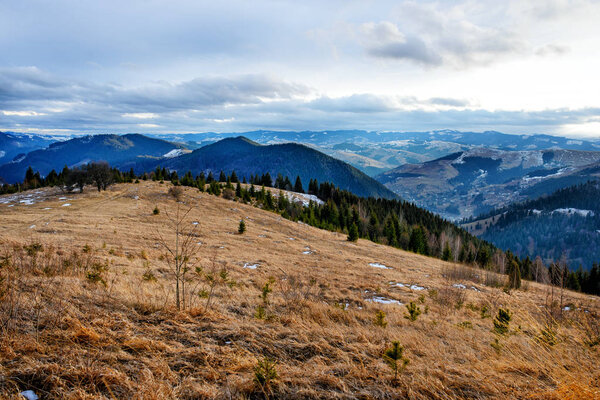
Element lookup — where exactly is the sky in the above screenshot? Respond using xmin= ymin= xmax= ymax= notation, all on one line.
xmin=1 ymin=0 xmax=600 ymax=138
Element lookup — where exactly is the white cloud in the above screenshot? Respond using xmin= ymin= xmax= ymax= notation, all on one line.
xmin=2 ymin=110 xmax=46 ymax=116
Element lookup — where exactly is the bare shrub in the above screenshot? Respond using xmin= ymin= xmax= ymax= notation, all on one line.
xmin=442 ymin=263 xmax=479 ymax=283
xmin=279 ymin=274 xmax=322 ymax=310
xmin=168 ymin=186 xmax=184 ymax=201
xmin=435 ymin=287 xmax=467 ymax=312
xmin=155 ymin=205 xmax=200 ymax=310
xmin=222 ymin=188 xmax=235 ymax=200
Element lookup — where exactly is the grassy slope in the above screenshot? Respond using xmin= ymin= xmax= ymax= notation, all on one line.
xmin=0 ymin=182 xmax=599 ymax=399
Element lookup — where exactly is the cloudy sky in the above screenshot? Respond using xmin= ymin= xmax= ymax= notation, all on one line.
xmin=1 ymin=0 xmax=600 ymax=137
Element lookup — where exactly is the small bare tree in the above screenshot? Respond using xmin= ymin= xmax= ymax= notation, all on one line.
xmin=156 ymin=204 xmax=200 ymax=310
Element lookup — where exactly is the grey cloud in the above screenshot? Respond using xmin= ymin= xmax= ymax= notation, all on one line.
xmin=359 ymin=5 xmax=526 ymax=68
xmin=0 ymin=67 xmax=309 ymax=114
xmin=535 ymin=44 xmax=570 ymax=56
xmin=367 ymin=36 xmax=442 ymax=65
xmin=427 ymin=97 xmax=471 ymax=107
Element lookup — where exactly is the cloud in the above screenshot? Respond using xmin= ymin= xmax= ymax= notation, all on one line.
xmin=358 ymin=2 xmax=527 ymax=68
xmin=535 ymin=43 xmax=570 ymax=56
xmin=307 ymin=94 xmax=396 ymax=113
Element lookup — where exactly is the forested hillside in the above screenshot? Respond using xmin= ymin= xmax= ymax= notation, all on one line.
xmin=469 ymin=181 xmax=600 ymax=270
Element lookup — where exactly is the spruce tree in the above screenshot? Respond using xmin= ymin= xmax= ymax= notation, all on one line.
xmin=347 ymin=223 xmax=359 ymax=242
xmin=238 ymin=219 xmax=246 ymax=234
xmin=294 ymin=176 xmax=304 ymax=193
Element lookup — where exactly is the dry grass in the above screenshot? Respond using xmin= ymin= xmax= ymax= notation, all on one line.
xmin=0 ymin=182 xmax=599 ymax=399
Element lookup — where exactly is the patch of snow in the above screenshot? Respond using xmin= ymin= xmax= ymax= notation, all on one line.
xmin=452 ymin=283 xmax=466 ymax=289
xmin=288 ymin=237 xmax=295 ymax=240
xmin=243 ymin=263 xmax=259 ymax=269
xmin=366 ymin=296 xmax=403 ymax=305
xmin=197 ymin=241 xmax=203 ymax=245
xmin=531 ymin=209 xmax=542 ymax=215
xmin=552 ymin=208 xmax=594 ymax=217
xmin=410 ymin=284 xmax=426 ymax=291
xmin=29 ymin=225 xmax=36 ymax=229
xmin=43 ymin=207 xmax=51 ymax=210
xmin=20 ymin=390 xmax=38 ymax=400
xmin=133 ymin=195 xmax=139 ymax=200
xmin=61 ymin=203 xmax=71 ymax=207
xmin=192 ymin=221 xmax=199 ymax=225
xmin=563 ymin=306 xmax=571 ymax=311
xmin=19 ymin=199 xmax=36 ymax=205
xmin=302 ymin=250 xmax=314 ymax=255
xmin=58 ymin=197 xmax=67 ymax=200
xmin=470 ymin=286 xmax=481 ymax=292
xmin=369 ymin=262 xmax=391 ymax=269
xmin=258 ymin=234 xmax=266 ymax=238
xmin=163 ymin=149 xmax=184 ymax=158
xmin=8 ymin=204 xmax=14 ymax=207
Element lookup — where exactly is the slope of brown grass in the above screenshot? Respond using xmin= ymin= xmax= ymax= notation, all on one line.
xmin=1 ymin=182 xmax=599 ymax=399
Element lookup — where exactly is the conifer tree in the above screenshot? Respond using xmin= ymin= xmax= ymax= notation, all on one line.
xmin=294 ymin=176 xmax=304 ymax=193
xmin=348 ymin=223 xmax=359 ymax=242
xmin=238 ymin=219 xmax=246 ymax=234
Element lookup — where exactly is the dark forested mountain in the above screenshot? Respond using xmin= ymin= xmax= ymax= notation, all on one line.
xmin=377 ymin=148 xmax=600 ymax=219
xmin=0 ymin=132 xmax=56 ymax=165
xmin=462 ymin=181 xmax=600 ymax=270
xmin=150 ymin=136 xmax=398 ymax=199
xmin=0 ymin=134 xmax=185 ymax=183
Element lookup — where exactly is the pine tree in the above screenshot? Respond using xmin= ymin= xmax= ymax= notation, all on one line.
xmin=219 ymin=170 xmax=227 ymax=182
xmin=294 ymin=176 xmax=304 ymax=193
xmin=508 ymin=260 xmax=521 ymax=289
xmin=347 ymin=223 xmax=359 ymax=242
xmin=238 ymin=219 xmax=246 ymax=234
xmin=235 ymin=182 xmax=242 ymax=198
xmin=442 ymin=242 xmax=453 ymax=261
xmin=383 ymin=341 xmax=409 ymax=382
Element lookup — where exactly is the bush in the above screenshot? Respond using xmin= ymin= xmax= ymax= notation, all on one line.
xmin=493 ymin=308 xmax=512 ymax=335
xmin=404 ymin=301 xmax=421 ymax=321
xmin=254 ymin=357 xmax=278 ymax=395
xmin=168 ymin=186 xmax=184 ymax=201
xmin=374 ymin=310 xmax=387 ymax=327
xmin=153 ymin=206 xmax=160 ymax=215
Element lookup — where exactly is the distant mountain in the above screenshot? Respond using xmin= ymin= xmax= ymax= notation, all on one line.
xmin=149 ymin=130 xmax=600 ymax=176
xmin=462 ymin=181 xmax=600 ymax=270
xmin=0 ymin=132 xmax=57 ymax=165
xmin=377 ymin=148 xmax=600 ymax=219
xmin=0 ymin=134 xmax=185 ymax=183
xmin=150 ymin=136 xmax=398 ymax=199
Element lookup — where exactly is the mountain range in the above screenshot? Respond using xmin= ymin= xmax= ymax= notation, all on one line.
xmin=0 ymin=134 xmax=184 ymax=184
xmin=377 ymin=147 xmax=600 ymax=219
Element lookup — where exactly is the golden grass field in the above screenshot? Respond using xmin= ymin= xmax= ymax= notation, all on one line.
xmin=1 ymin=182 xmax=599 ymax=399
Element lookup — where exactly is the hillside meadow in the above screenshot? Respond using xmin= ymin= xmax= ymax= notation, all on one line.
xmin=0 ymin=182 xmax=599 ymax=399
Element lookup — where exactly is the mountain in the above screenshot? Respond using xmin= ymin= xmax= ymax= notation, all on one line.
xmin=0 ymin=131 xmax=57 ymax=165
xmin=0 ymin=134 xmax=185 ymax=184
xmin=376 ymin=148 xmax=600 ymax=219
xmin=462 ymin=181 xmax=600 ymax=270
xmin=151 ymin=136 xmax=398 ymax=199
xmin=149 ymin=130 xmax=600 ymax=176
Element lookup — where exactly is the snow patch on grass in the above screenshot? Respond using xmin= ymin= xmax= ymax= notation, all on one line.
xmin=369 ymin=262 xmax=391 ymax=269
